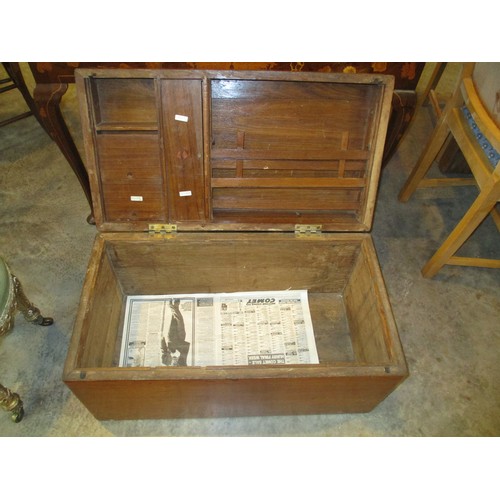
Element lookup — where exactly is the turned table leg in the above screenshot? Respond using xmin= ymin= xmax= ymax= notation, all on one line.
xmin=32 ymin=82 xmax=94 ymax=224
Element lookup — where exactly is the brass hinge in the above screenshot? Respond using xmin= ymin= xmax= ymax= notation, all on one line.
xmin=294 ymin=224 xmax=322 ymax=236
xmin=148 ymin=224 xmax=177 ymax=236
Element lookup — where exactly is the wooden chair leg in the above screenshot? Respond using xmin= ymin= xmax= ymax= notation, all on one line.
xmin=399 ymin=117 xmax=451 ymax=202
xmin=490 ymin=205 xmax=500 ymax=232
xmin=422 ymin=185 xmax=500 ymax=278
xmin=0 ymin=383 xmax=24 ymax=423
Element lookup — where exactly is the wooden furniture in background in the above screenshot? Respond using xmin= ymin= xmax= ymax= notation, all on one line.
xmin=28 ymin=62 xmax=425 ymax=222
xmin=0 ymin=63 xmax=45 ymax=129
xmin=399 ymin=63 xmax=500 ymax=277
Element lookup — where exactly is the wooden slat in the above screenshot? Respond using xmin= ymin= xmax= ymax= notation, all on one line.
xmin=95 ymin=122 xmax=158 ymax=131
xmin=429 ymin=89 xmax=442 ymax=118
xmin=418 ymin=177 xmax=477 ymax=188
xmin=212 ymin=187 xmax=361 ymax=211
xmin=210 ymin=211 xmax=362 ymax=229
xmin=211 ymin=79 xmax=380 ymax=101
xmin=448 ymin=256 xmax=500 ymax=268
xmin=211 ymin=148 xmax=370 ymax=160
xmin=211 ymin=159 xmax=367 ymax=172
xmin=161 ymin=79 xmax=205 ymax=222
xmin=202 ymin=78 xmax=212 ymax=222
xmin=338 ymin=131 xmax=350 ymax=177
xmin=211 ymin=177 xmax=366 ymax=188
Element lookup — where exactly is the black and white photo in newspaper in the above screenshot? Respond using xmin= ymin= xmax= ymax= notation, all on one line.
xmin=119 ymin=290 xmax=318 ymax=367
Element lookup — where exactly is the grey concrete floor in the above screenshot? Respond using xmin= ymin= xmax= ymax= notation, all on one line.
xmin=1 ymin=64 xmax=499 ymax=439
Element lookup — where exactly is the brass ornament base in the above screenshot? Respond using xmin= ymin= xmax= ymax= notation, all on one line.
xmin=0 ymin=384 xmax=24 ymax=423
xmin=1 ymin=266 xmax=53 ymax=423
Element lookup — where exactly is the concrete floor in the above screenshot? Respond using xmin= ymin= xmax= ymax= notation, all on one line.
xmin=1 ymin=63 xmax=499 ymax=438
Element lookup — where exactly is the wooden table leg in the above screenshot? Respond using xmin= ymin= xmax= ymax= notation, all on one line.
xmin=32 ymin=82 xmax=94 ymax=224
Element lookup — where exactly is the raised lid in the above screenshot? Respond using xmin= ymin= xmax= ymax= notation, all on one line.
xmin=76 ymin=69 xmax=394 ymax=233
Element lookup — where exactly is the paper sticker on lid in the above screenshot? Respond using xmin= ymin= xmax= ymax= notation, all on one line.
xmin=175 ymin=114 xmax=189 ymax=122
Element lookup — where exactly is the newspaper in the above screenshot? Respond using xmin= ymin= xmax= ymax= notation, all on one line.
xmin=119 ymin=290 xmax=318 ymax=367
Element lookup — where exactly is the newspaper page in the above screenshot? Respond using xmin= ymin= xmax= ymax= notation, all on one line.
xmin=119 ymin=290 xmax=318 ymax=367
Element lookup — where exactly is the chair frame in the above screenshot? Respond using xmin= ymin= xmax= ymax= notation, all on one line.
xmin=398 ymin=63 xmax=500 ymax=278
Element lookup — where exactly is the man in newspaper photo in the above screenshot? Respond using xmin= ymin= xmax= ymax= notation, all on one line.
xmin=161 ymin=299 xmax=191 ymax=366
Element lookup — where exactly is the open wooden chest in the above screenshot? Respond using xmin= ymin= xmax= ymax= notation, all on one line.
xmin=63 ymin=69 xmax=408 ymax=420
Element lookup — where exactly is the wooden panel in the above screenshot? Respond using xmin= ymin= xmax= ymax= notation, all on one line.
xmin=96 ymin=133 xmax=163 ymax=182
xmin=309 ymin=293 xmax=354 ymax=363
xmin=161 ymin=79 xmax=205 ymax=222
xmin=65 ymin=371 xmax=406 ymax=419
xmin=101 ymin=183 xmax=166 ymax=222
xmin=211 ymin=78 xmax=379 ymax=101
xmin=208 ymin=78 xmax=387 ymax=226
xmin=91 ymin=78 xmax=157 ymax=127
xmin=95 ymin=133 xmax=166 ymax=222
xmin=76 ymin=70 xmax=393 ymax=231
xmin=104 ymin=233 xmax=361 ymax=296
xmin=77 ymin=246 xmax=125 ymax=368
xmin=212 ymin=187 xmax=362 ymax=211
xmin=344 ymin=240 xmax=393 ymax=364
xmin=211 ymin=80 xmax=381 ymax=152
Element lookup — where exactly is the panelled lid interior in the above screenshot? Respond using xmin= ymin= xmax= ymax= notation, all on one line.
xmin=76 ymin=69 xmax=394 ymax=233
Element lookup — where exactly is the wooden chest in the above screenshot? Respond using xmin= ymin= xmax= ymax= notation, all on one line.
xmin=63 ymin=69 xmax=408 ymax=420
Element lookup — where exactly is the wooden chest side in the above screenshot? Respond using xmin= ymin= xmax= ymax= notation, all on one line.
xmin=65 ymin=235 xmax=126 ymax=371
xmin=65 ymin=367 xmax=406 ymax=420
xmin=345 ymin=238 xmax=406 ymax=367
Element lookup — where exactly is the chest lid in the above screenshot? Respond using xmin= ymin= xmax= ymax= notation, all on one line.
xmin=76 ymin=69 xmax=394 ymax=233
